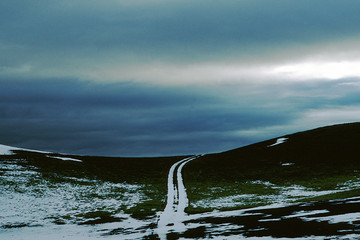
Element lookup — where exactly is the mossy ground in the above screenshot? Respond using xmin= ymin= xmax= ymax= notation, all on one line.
xmin=185 ymin=173 xmax=360 ymax=214
xmin=184 ymin=123 xmax=360 ymax=213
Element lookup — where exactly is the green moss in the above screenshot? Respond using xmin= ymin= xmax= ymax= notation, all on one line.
xmin=186 ymin=202 xmax=270 ymax=215
xmin=187 ymin=180 xmax=278 ymax=201
xmin=298 ymin=188 xmax=360 ymax=202
xmin=77 ymin=210 xmax=113 ymax=219
xmin=126 ymin=199 xmax=162 ymax=219
xmin=185 ymin=174 xmax=360 ymax=214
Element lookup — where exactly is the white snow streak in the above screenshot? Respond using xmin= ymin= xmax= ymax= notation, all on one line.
xmin=177 ymin=157 xmax=195 ymax=216
xmin=268 ymin=137 xmax=288 ymax=147
xmin=305 ymin=212 xmax=360 ymax=224
xmin=0 ymin=144 xmax=50 ymax=155
xmin=0 ymin=144 xmax=16 ymax=155
xmin=47 ymin=155 xmax=83 ymax=162
xmin=0 ymin=144 xmax=82 ymax=162
xmin=284 ymin=210 xmax=329 ymax=219
xmin=156 ymin=155 xmax=198 ymax=239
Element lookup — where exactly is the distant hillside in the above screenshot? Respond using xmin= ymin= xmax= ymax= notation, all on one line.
xmin=185 ymin=122 xmax=360 ymax=182
xmin=0 ymin=145 xmax=186 ymax=220
xmin=0 ymin=145 xmax=184 ymax=184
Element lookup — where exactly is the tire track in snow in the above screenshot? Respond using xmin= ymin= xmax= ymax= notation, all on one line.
xmin=156 ymin=155 xmax=199 ymax=238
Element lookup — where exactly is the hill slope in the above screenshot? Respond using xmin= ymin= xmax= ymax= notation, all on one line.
xmin=186 ymin=122 xmax=360 ymax=180
xmin=0 ymin=145 xmax=185 ymax=224
xmin=184 ymin=122 xmax=360 ymax=212
xmin=2 ymin=123 xmax=360 ymax=239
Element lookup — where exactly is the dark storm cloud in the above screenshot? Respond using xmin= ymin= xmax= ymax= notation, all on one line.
xmin=0 ymin=78 xmax=300 ymax=156
xmin=2 ymin=76 xmax=360 ymax=156
xmin=0 ymin=79 xmax=210 ymax=108
xmin=1 ymin=0 xmax=360 ymax=60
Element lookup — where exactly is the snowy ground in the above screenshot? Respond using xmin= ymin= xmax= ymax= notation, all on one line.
xmin=157 ymin=156 xmax=199 ymax=239
xmin=190 ymin=179 xmax=360 ymax=210
xmin=2 ymin=144 xmax=360 ymax=239
xmin=178 ymin=196 xmax=360 ymax=239
xmin=0 ymin=157 xmax=155 ymax=239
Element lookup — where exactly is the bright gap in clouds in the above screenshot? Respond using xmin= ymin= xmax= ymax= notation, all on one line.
xmin=79 ymin=58 xmax=360 ymax=86
xmin=273 ymin=61 xmax=360 ymax=80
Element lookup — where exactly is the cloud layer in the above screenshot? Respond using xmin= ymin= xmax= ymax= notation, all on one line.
xmin=1 ymin=0 xmax=360 ymax=156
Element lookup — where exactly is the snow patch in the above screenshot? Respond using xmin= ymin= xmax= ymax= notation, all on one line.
xmin=304 ymin=212 xmax=360 ymax=224
xmin=0 ymin=144 xmax=81 ymax=162
xmin=0 ymin=144 xmax=23 ymax=155
xmin=284 ymin=210 xmax=329 ymax=219
xmin=276 ymin=185 xmax=339 ymax=198
xmin=268 ymin=137 xmax=288 ymax=147
xmin=281 ymin=162 xmax=295 ymax=166
xmin=249 ymin=180 xmax=275 ymax=186
xmin=192 ymin=194 xmax=257 ymax=209
xmin=47 ymin=155 xmax=82 ymax=163
xmin=191 ymin=182 xmax=342 ymax=211
xmin=0 ymin=144 xmax=50 ymax=155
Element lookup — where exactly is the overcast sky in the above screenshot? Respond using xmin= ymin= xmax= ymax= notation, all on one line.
xmin=1 ymin=0 xmax=360 ymax=156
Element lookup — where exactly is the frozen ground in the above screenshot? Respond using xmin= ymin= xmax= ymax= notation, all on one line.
xmin=2 ymin=144 xmax=360 ymax=239
xmin=190 ymin=179 xmax=360 ymax=210
xmin=0 ymin=157 xmax=155 ymax=239
xmin=177 ymin=196 xmax=360 ymax=239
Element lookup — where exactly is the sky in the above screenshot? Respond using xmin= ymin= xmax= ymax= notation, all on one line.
xmin=1 ymin=0 xmax=360 ymax=156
